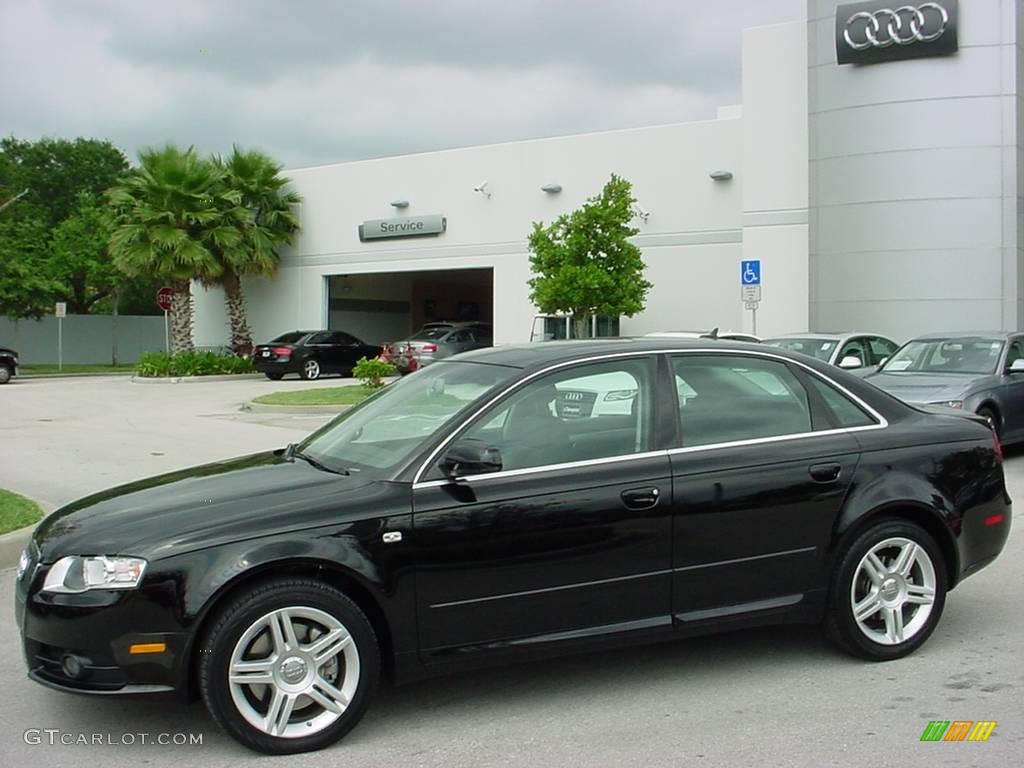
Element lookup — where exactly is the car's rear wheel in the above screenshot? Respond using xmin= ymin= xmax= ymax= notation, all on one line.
xmin=198 ymin=579 xmax=379 ymax=754
xmin=265 ymin=372 xmax=284 ymax=381
xmin=0 ymin=363 xmax=11 ymax=384
xmin=301 ymin=359 xmax=321 ymax=381
xmin=825 ymin=519 xmax=946 ymax=661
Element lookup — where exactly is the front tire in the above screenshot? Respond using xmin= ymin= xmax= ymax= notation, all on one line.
xmin=0 ymin=364 xmax=11 ymax=384
xmin=198 ymin=579 xmax=380 ymax=754
xmin=824 ymin=519 xmax=946 ymax=661
xmin=300 ymin=359 xmax=321 ymax=381
xmin=977 ymin=405 xmax=1000 ymax=438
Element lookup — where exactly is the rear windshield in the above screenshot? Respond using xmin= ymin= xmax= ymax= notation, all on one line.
xmin=411 ymin=328 xmax=449 ymax=340
xmin=271 ymin=332 xmax=306 ymax=344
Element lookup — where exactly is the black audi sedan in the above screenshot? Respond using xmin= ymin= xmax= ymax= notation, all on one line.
xmin=252 ymin=330 xmax=382 ymax=380
xmin=15 ymin=340 xmax=1011 ymax=754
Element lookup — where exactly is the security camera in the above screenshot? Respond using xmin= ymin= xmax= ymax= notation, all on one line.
xmin=634 ymin=206 xmax=650 ymax=222
xmin=473 ymin=180 xmax=491 ymax=198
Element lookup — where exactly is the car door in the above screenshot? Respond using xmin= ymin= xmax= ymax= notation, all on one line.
xmin=667 ymin=353 xmax=867 ymax=625
xmin=997 ymin=336 xmax=1024 ymax=439
xmin=331 ymin=331 xmax=365 ymax=374
xmin=304 ymin=331 xmax=335 ymax=371
xmin=411 ymin=355 xmax=673 ymax=661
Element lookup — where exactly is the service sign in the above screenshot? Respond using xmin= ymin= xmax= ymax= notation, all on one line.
xmin=359 ymin=214 xmax=446 ymax=242
xmin=835 ymin=0 xmax=958 ymax=66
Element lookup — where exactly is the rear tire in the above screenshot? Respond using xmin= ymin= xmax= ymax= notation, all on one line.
xmin=265 ymin=372 xmax=284 ymax=381
xmin=824 ymin=519 xmax=946 ymax=661
xmin=300 ymin=359 xmax=321 ymax=381
xmin=0 ymin=363 xmax=11 ymax=384
xmin=198 ymin=578 xmax=379 ymax=754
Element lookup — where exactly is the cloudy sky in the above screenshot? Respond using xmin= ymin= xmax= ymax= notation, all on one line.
xmin=1 ymin=0 xmax=804 ymax=170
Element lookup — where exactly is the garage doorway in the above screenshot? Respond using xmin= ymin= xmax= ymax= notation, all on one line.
xmin=326 ymin=268 xmax=494 ymax=345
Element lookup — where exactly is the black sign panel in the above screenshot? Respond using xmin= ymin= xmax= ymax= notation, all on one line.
xmin=835 ymin=0 xmax=958 ymax=65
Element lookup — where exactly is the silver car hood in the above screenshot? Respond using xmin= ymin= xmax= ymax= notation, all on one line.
xmin=866 ymin=372 xmax=979 ymax=403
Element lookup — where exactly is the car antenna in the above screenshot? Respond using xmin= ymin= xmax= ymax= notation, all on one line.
xmin=708 ymin=327 xmax=719 ymax=339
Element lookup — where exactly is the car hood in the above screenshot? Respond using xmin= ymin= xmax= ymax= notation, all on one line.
xmin=32 ymin=451 xmax=380 ymax=563
xmin=865 ymin=372 xmax=979 ymax=403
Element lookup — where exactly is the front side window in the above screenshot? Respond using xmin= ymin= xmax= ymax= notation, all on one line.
xmin=880 ymin=338 xmax=1004 ymax=375
xmin=452 ymin=358 xmax=654 ymax=473
xmin=763 ymin=337 xmax=837 ymax=362
xmin=296 ymin=361 xmax=517 ymax=475
xmin=672 ymin=355 xmax=812 ymax=447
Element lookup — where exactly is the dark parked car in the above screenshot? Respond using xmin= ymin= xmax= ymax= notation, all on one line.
xmin=385 ymin=321 xmax=492 ymax=373
xmin=252 ymin=330 xmax=382 ymax=380
xmin=865 ymin=331 xmax=1024 ymax=442
xmin=0 ymin=345 xmax=17 ymax=384
xmin=15 ymin=340 xmax=1011 ymax=754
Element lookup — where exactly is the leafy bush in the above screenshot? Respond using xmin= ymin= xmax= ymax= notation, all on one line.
xmin=135 ymin=350 xmax=255 ymax=377
xmin=353 ymin=356 xmax=396 ymax=388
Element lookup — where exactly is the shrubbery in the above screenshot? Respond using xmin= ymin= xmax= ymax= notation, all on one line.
xmin=353 ymin=356 xmax=397 ymax=388
xmin=135 ymin=350 xmax=255 ymax=377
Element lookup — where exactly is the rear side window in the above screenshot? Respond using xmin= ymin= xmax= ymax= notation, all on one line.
xmin=671 ymin=355 xmax=812 ymax=447
xmin=804 ymin=375 xmax=877 ymax=428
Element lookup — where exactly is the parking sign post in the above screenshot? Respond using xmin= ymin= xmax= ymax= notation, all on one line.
xmin=740 ymin=260 xmax=761 ymax=335
xmin=54 ymin=301 xmax=66 ymax=372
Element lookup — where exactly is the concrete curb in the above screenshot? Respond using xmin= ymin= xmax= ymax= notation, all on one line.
xmin=20 ymin=372 xmax=135 ymax=380
xmin=132 ymin=373 xmax=264 ymax=384
xmin=0 ymin=524 xmax=37 ymax=569
xmin=243 ymin=401 xmax=353 ymax=414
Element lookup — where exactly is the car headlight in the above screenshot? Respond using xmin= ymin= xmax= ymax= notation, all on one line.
xmin=604 ymin=389 xmax=637 ymax=401
xmin=41 ymin=555 xmax=147 ymax=594
xmin=931 ymin=400 xmax=964 ymax=409
xmin=15 ymin=548 xmax=29 ymax=581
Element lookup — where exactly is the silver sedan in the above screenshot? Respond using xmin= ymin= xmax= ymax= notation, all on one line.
xmin=865 ymin=331 xmax=1024 ymax=442
xmin=762 ymin=332 xmax=899 ymax=377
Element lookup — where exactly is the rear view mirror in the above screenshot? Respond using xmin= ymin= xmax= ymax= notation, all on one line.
xmin=838 ymin=355 xmax=863 ymax=369
xmin=440 ymin=439 xmax=502 ymax=478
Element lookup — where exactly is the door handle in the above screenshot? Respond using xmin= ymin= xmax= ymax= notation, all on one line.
xmin=809 ymin=462 xmax=841 ymax=483
xmin=621 ymin=487 xmax=660 ymax=511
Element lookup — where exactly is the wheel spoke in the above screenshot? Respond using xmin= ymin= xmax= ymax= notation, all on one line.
xmin=854 ymin=588 xmax=883 ymax=622
xmin=229 ymin=658 xmax=275 ymax=685
xmin=308 ymin=675 xmax=349 ymax=714
xmin=883 ymin=606 xmax=905 ymax=643
xmin=269 ymin=610 xmax=298 ymax=654
xmin=862 ymin=552 xmax=888 ymax=585
xmin=306 ymin=628 xmax=351 ymax=665
xmin=264 ymin=688 xmax=296 ymax=736
xmin=905 ymin=582 xmax=935 ymax=605
xmin=893 ymin=542 xmax=918 ymax=577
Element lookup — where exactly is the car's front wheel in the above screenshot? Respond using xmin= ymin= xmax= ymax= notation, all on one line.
xmin=198 ymin=579 xmax=380 ymax=754
xmin=825 ymin=519 xmax=946 ymax=661
xmin=0 ymin=363 xmax=11 ymax=384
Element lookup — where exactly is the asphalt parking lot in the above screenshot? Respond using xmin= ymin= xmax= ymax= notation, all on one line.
xmin=0 ymin=376 xmax=1022 ymax=767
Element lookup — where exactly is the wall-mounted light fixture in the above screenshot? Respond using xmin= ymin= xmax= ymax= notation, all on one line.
xmin=633 ymin=205 xmax=650 ymax=223
xmin=709 ymin=170 xmax=733 ymax=181
xmin=541 ymin=183 xmax=562 ymax=193
xmin=473 ymin=180 xmax=491 ymax=198
xmin=390 ymin=199 xmax=410 ymax=208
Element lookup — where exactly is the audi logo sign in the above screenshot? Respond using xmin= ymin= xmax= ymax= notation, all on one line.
xmin=835 ymin=0 xmax=958 ymax=65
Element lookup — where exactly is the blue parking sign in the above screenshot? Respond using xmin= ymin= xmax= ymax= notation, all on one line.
xmin=741 ymin=260 xmax=761 ymax=286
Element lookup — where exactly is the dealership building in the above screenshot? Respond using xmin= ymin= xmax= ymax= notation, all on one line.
xmin=195 ymin=0 xmax=1024 ymax=348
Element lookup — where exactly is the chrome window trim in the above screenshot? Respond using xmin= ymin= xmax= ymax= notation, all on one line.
xmin=411 ymin=347 xmax=889 ymax=487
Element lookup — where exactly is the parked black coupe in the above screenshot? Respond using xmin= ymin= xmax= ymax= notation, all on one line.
xmin=16 ymin=339 xmax=1011 ymax=754
xmin=0 ymin=345 xmax=17 ymax=384
xmin=252 ymin=330 xmax=381 ymax=380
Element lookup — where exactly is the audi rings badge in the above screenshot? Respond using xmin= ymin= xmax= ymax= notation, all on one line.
xmin=836 ymin=0 xmax=958 ymax=65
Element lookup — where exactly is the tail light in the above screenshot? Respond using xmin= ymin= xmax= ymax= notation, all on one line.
xmin=272 ymin=346 xmax=292 ymax=357
xmin=992 ymin=431 xmax=1003 ymax=463
xmin=421 ymin=344 xmax=438 ymax=353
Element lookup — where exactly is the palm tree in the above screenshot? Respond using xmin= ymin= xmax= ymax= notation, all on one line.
xmin=215 ymin=147 xmax=301 ymax=355
xmin=106 ymin=145 xmax=237 ymax=353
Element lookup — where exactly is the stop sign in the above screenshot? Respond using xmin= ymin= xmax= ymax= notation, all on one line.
xmin=156 ymin=287 xmax=174 ymax=312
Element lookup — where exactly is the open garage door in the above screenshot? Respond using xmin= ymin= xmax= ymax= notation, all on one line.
xmin=326 ymin=268 xmax=494 ymax=345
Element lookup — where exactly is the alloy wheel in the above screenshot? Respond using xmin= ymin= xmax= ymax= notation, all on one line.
xmin=850 ymin=536 xmax=937 ymax=646
xmin=303 ymin=360 xmax=321 ymax=380
xmin=228 ymin=607 xmax=360 ymax=739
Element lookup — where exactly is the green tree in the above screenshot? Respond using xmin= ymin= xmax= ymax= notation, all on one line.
xmin=214 ymin=146 xmax=301 ymax=354
xmin=106 ymin=145 xmax=231 ymax=353
xmin=50 ymin=192 xmax=122 ymax=314
xmin=527 ymin=173 xmax=652 ymax=338
xmin=0 ymin=213 xmax=62 ymax=318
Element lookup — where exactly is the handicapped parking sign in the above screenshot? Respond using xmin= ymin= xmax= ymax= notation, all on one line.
xmin=741 ymin=260 xmax=761 ymax=286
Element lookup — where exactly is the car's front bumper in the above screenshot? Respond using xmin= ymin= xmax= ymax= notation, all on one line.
xmin=15 ymin=557 xmax=188 ymax=694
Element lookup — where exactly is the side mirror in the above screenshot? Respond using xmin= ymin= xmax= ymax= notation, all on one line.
xmin=838 ymin=355 xmax=863 ymax=369
xmin=1008 ymin=359 xmax=1024 ymax=373
xmin=440 ymin=439 xmax=502 ymax=478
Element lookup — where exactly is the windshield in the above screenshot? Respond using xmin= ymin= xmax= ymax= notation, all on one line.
xmin=295 ymin=361 xmax=517 ymax=475
xmin=880 ymin=338 xmax=1004 ymax=375
xmin=763 ymin=338 xmax=836 ymax=362
xmin=411 ymin=328 xmax=449 ymax=341
xmin=271 ymin=332 xmax=306 ymax=344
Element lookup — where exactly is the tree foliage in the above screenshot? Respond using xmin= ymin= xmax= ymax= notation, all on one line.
xmin=0 ymin=213 xmax=62 ymax=318
xmin=527 ymin=174 xmax=652 ymax=337
xmin=50 ymin=192 xmax=122 ymax=314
